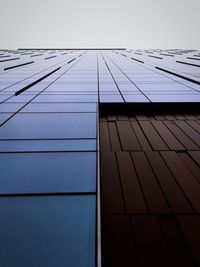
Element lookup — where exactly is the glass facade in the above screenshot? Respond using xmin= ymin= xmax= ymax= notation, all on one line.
xmin=0 ymin=48 xmax=199 ymax=267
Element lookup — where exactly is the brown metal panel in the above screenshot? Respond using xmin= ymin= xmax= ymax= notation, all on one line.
xmin=131 ymin=152 xmax=170 ymax=213
xmin=108 ymin=122 xmax=121 ymax=151
xmin=139 ymin=121 xmax=169 ymax=150
xmin=178 ymin=152 xmax=200 ymax=184
xmin=159 ymin=216 xmax=195 ymax=267
xmin=189 ymin=151 xmax=200 ymax=166
xmin=101 ymin=152 xmax=125 ymax=213
xmin=135 ymin=115 xmax=148 ymax=121
xmin=128 ymin=115 xmax=136 ymax=121
xmin=100 ymin=122 xmax=111 ymax=152
xmin=151 ymin=120 xmax=185 ymax=150
xmin=131 ymin=121 xmax=152 ymax=150
xmin=146 ymin=151 xmax=193 ymax=213
xmin=107 ymin=115 xmax=117 ymax=121
xmin=177 ymin=215 xmax=200 ymax=266
xmin=100 ymin=107 xmax=200 ymax=267
xmin=154 ymin=115 xmax=165 ymax=120
xmin=102 ymin=215 xmax=139 ymax=267
xmin=174 ymin=115 xmax=185 ymax=120
xmin=116 ymin=152 xmax=147 ymax=213
xmin=186 ymin=120 xmax=200 ymax=134
xmin=184 ymin=115 xmax=198 ymax=120
xmin=131 ymin=215 xmax=172 ymax=267
xmin=147 ymin=115 xmax=155 ymax=121
xmin=117 ymin=115 xmax=128 ymax=121
xmin=116 ymin=121 xmax=141 ymax=151
xmin=164 ymin=120 xmax=199 ymax=150
xmin=161 ymin=151 xmax=200 ymax=212
xmin=175 ymin=120 xmax=200 ymax=147
xmin=100 ymin=116 xmax=107 ymax=122
xmin=164 ymin=115 xmax=176 ymax=120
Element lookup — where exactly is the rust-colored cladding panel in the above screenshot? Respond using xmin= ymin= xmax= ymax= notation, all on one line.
xmin=164 ymin=120 xmax=199 ymax=150
xmin=102 ymin=215 xmax=139 ymax=267
xmin=139 ymin=120 xmax=169 ymax=150
xmin=146 ymin=151 xmax=193 ymax=213
xmin=177 ymin=215 xmax=200 ymax=266
xmin=100 ymin=151 xmax=125 ymax=213
xmin=131 ymin=215 xmax=172 ymax=267
xmin=159 ymin=216 xmax=195 ymax=266
xmin=116 ymin=121 xmax=141 ymax=150
xmin=131 ymin=151 xmax=170 ymax=213
xmin=100 ymin=110 xmax=200 ymax=266
xmin=116 ymin=152 xmax=147 ymax=213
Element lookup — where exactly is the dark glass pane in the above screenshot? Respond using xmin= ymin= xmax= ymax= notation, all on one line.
xmin=0 ymin=195 xmax=96 ymax=267
xmin=0 ymin=139 xmax=96 ymax=152
xmin=0 ymin=152 xmax=96 ymax=193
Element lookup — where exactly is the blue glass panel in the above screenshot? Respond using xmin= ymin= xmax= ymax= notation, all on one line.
xmin=45 ymin=84 xmax=98 ymax=92
xmin=0 ymin=152 xmax=96 ymax=193
xmin=117 ymin=83 xmax=139 ymax=92
xmin=100 ymin=95 xmax=124 ymax=102
xmin=133 ymin=77 xmax=171 ymax=82
xmin=32 ymin=95 xmax=98 ymax=102
xmin=0 ymin=114 xmax=12 ymax=124
xmin=0 ymin=103 xmax=24 ymax=112
xmin=7 ymin=95 xmax=35 ymax=102
xmin=0 ymin=113 xmax=96 ymax=139
xmin=20 ymin=103 xmax=97 ymax=112
xmin=123 ymin=94 xmax=150 ymax=102
xmin=99 ymin=84 xmax=118 ymax=92
xmin=147 ymin=94 xmax=200 ymax=102
xmin=0 ymin=139 xmax=96 ymax=152
xmin=0 ymin=195 xmax=95 ymax=267
xmin=146 ymin=92 xmax=196 ymax=95
xmin=137 ymin=83 xmax=193 ymax=92
xmin=0 ymin=95 xmax=10 ymax=102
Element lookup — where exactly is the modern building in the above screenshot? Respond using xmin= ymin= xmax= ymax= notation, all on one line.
xmin=0 ymin=48 xmax=200 ymax=267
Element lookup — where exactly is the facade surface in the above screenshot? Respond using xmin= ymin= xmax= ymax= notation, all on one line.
xmin=0 ymin=48 xmax=200 ymax=266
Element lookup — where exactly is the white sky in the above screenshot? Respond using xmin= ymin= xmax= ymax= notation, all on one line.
xmin=0 ymin=0 xmax=200 ymax=49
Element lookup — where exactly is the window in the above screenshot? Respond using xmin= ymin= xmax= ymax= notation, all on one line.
xmin=21 ymin=103 xmax=97 ymax=112
xmin=0 ymin=152 xmax=96 ymax=193
xmin=0 ymin=113 xmax=96 ymax=139
xmin=0 ymin=139 xmax=96 ymax=152
xmin=0 ymin=195 xmax=96 ymax=267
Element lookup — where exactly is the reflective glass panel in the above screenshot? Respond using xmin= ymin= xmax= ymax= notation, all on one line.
xmin=0 ymin=195 xmax=96 ymax=267
xmin=0 ymin=152 xmax=96 ymax=193
xmin=0 ymin=113 xmax=96 ymax=139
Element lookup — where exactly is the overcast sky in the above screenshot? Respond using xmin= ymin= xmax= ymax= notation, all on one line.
xmin=0 ymin=0 xmax=200 ymax=49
